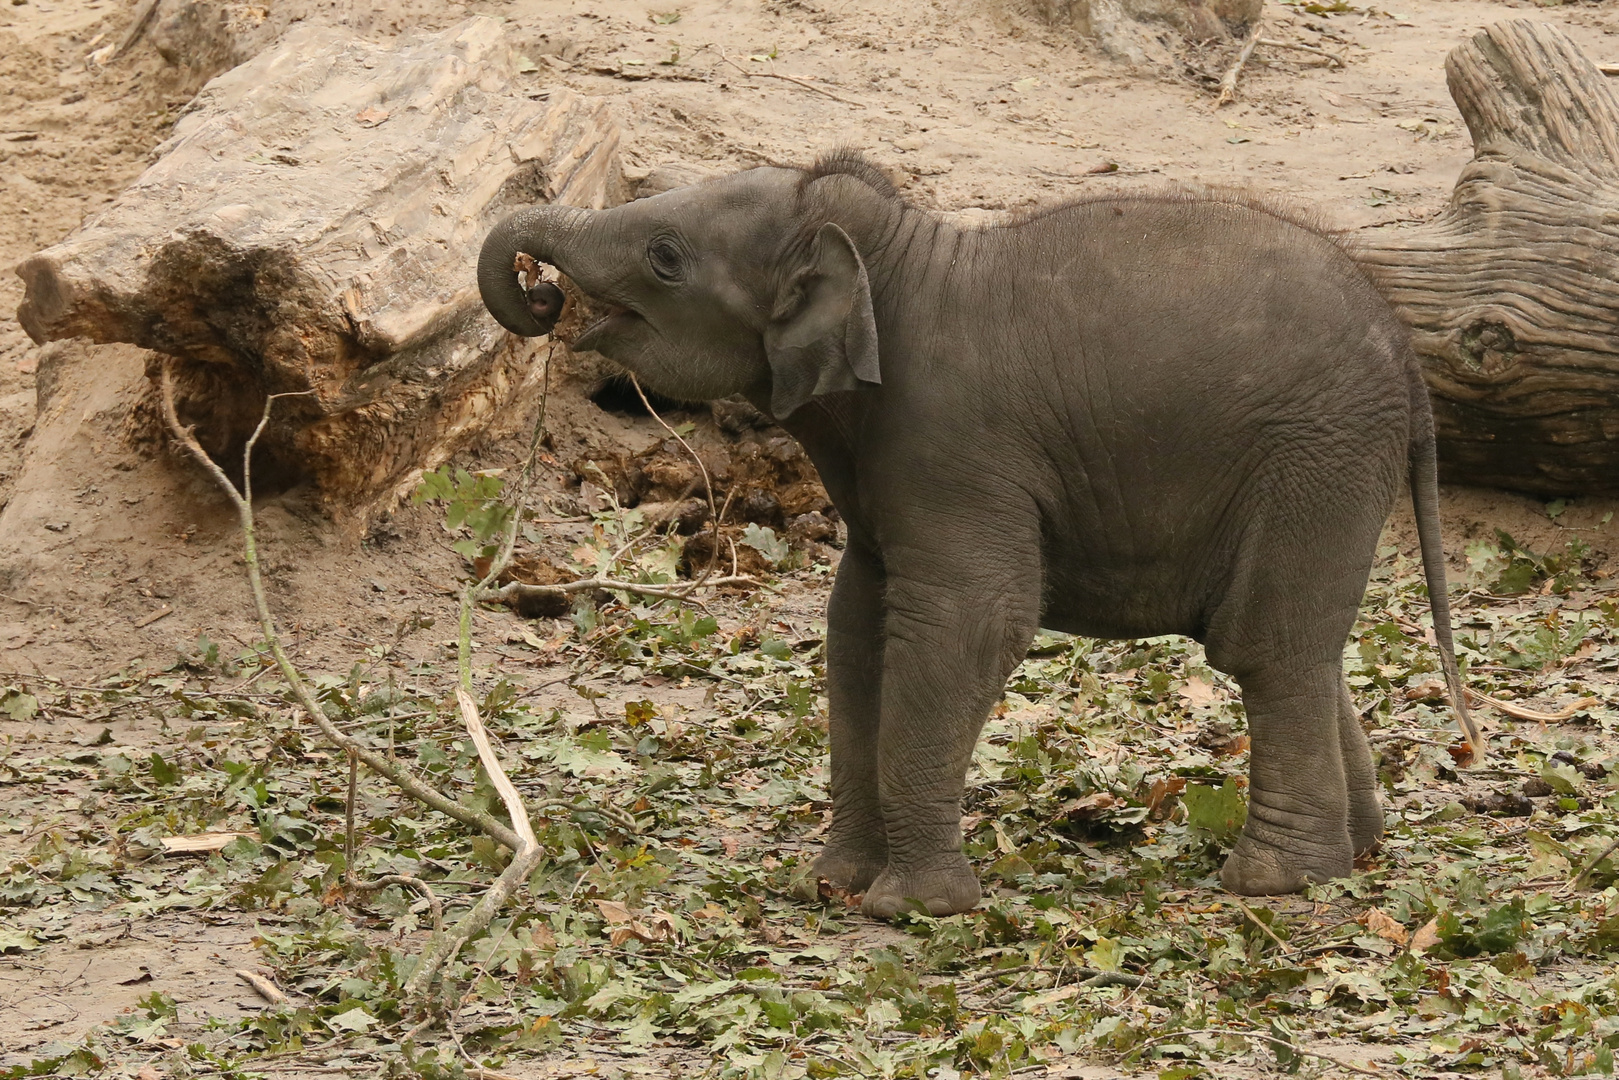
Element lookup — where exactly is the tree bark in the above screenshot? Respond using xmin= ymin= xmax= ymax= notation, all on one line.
xmin=1358 ymin=19 xmax=1619 ymax=497
xmin=14 ymin=16 xmax=623 ymax=523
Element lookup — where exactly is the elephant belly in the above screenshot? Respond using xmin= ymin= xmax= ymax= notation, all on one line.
xmin=1038 ymin=564 xmax=1209 ymax=643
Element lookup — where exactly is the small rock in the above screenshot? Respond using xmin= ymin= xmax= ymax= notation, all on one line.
xmin=43 ymin=521 xmax=68 ymax=532
xmin=1463 ymin=790 xmax=1533 ymax=816
xmin=1522 ymin=777 xmax=1554 ymax=798
xmin=786 ymin=511 xmax=838 ymax=545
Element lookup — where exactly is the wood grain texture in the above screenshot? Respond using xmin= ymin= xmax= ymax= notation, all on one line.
xmin=1358 ymin=20 xmax=1619 ymax=496
xmin=14 ymin=16 xmax=623 ymax=519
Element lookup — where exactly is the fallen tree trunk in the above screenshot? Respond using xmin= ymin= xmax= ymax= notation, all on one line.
xmin=1358 ymin=19 xmax=1619 ymax=498
xmin=15 ymin=16 xmax=623 ymax=523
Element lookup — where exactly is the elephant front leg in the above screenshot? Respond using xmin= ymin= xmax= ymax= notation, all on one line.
xmin=811 ymin=540 xmax=889 ymax=893
xmin=861 ymin=576 xmax=1038 ymax=919
xmin=1220 ymin=664 xmax=1355 ymax=895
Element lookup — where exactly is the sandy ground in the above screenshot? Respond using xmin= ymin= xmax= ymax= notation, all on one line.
xmin=3 ymin=0 xmax=1619 ymax=1066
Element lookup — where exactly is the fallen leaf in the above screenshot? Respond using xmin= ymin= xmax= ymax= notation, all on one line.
xmin=1409 ymin=917 xmax=1440 ymax=953
xmin=1404 ymin=679 xmax=1445 ymax=702
xmin=1146 ymin=775 xmax=1187 ymax=815
xmin=137 ymin=1066 xmax=165 ymax=1080
xmin=594 ymin=899 xmax=634 ymax=924
xmin=1059 ymin=792 xmax=1119 ymax=820
xmin=1358 ymin=906 xmax=1410 ymax=946
xmin=1177 ymin=676 xmax=1218 ymax=708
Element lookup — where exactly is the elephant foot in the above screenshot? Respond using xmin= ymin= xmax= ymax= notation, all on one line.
xmin=1348 ymin=788 xmax=1385 ymax=859
xmin=860 ymin=859 xmax=981 ymax=919
xmin=811 ymin=841 xmax=888 ymax=894
xmin=1219 ymin=834 xmax=1351 ymax=896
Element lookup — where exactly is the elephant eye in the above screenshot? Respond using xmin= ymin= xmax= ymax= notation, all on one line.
xmin=648 ymin=237 xmax=684 ymax=283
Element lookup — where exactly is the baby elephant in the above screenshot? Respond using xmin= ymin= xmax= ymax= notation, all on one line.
xmin=478 ymin=152 xmax=1477 ymax=919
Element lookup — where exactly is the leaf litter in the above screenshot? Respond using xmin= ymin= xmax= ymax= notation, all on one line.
xmin=1 ymin=507 xmax=1617 ymax=1078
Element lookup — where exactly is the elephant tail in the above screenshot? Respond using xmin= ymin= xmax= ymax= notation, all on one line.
xmin=1409 ymin=399 xmax=1483 ymax=759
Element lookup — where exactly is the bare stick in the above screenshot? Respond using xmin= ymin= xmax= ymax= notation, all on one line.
xmin=1129 ymin=1026 xmax=1382 ymax=1076
xmin=1233 ymin=897 xmax=1296 ymax=956
xmin=401 ymin=688 xmax=546 ymax=1001
xmin=712 ymin=48 xmax=868 ymax=107
xmin=1464 ymin=687 xmax=1598 ymax=723
xmin=1217 ymin=22 xmax=1264 ymax=107
xmin=629 ymin=373 xmax=723 ymax=587
xmin=1255 ymin=38 xmax=1344 ymax=67
xmin=348 ymin=873 xmax=444 ymax=933
xmin=235 ymin=969 xmax=288 ymax=1006
xmin=157 ymin=368 xmax=523 ymax=847
xmin=1565 ymin=835 xmax=1619 ymax=893
xmin=1367 ymin=731 xmax=1456 ymax=749
xmin=486 ymin=574 xmax=761 ymax=606
xmin=343 ymin=751 xmax=358 ymax=880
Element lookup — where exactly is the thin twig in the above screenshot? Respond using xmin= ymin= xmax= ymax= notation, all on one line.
xmin=1367 ymin=731 xmax=1455 ymax=749
xmin=1216 ymin=21 xmax=1263 ymax=107
xmin=1565 ymin=835 xmax=1619 ymax=893
xmin=1233 ymin=897 xmax=1296 ymax=956
xmin=344 ymin=751 xmax=358 ymax=880
xmin=1464 ymin=687 xmax=1597 ymax=723
xmin=348 ymin=874 xmax=444 ymax=933
xmin=629 ymin=373 xmax=721 ymax=588
xmin=402 ymin=687 xmax=547 ymax=1001
xmin=1129 ymin=1026 xmax=1382 ymax=1076
xmin=711 ymin=47 xmax=868 ymax=107
xmin=1255 ymin=37 xmax=1344 ymax=67
xmin=158 ymin=367 xmax=526 ymax=854
xmin=486 ymin=573 xmax=762 ymax=606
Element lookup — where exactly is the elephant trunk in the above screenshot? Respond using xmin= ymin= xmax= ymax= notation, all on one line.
xmin=477 ymin=205 xmax=594 ymax=338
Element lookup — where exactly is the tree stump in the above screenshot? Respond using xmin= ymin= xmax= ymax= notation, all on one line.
xmin=14 ymin=16 xmax=623 ymax=521
xmin=1358 ymin=20 xmax=1619 ymax=497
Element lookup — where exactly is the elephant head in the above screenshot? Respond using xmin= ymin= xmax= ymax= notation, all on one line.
xmin=477 ymin=166 xmax=882 ymax=419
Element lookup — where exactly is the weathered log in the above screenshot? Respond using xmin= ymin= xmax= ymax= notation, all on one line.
xmin=14 ymin=16 xmax=623 ymax=520
xmin=1037 ymin=0 xmax=1261 ymax=64
xmin=1358 ymin=20 xmax=1619 ymax=497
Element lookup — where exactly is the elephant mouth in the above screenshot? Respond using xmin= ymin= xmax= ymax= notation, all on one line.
xmin=572 ymin=303 xmax=640 ymax=353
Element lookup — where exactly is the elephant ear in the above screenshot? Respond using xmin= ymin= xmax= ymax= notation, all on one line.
xmin=763 ymin=222 xmax=881 ymax=419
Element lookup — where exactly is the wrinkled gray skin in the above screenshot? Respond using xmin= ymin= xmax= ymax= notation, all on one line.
xmin=479 ymin=154 xmax=1476 ymax=919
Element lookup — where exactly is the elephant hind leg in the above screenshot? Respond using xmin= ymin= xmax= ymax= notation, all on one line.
xmin=1340 ymin=681 xmax=1383 ymax=858
xmin=1218 ymin=662 xmax=1354 ymax=895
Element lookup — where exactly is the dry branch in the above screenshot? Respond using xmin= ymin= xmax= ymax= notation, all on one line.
xmin=400 ymin=689 xmax=546 ymax=1001
xmin=235 ymin=969 xmax=288 ymax=1006
xmin=1465 ymin=687 xmax=1599 ymax=723
xmin=348 ymin=874 xmax=445 ymax=933
xmin=157 ymin=364 xmax=559 ymax=1007
xmin=1255 ymin=37 xmax=1343 ymax=67
xmin=1358 ymin=20 xmax=1619 ymax=495
xmin=1216 ymin=21 xmax=1262 ymax=107
xmin=712 ymin=48 xmax=868 ymax=107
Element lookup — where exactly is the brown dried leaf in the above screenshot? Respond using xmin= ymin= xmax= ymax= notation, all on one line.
xmin=594 ymin=899 xmax=633 ymax=924
xmin=1409 ymin=917 xmax=1440 ymax=953
xmin=1059 ymin=792 xmax=1120 ymax=820
xmin=1177 ymin=676 xmax=1218 ymax=708
xmin=1358 ymin=906 xmax=1409 ymax=946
